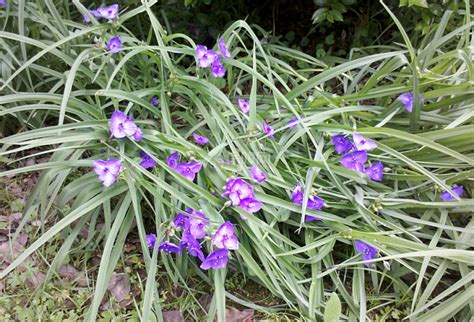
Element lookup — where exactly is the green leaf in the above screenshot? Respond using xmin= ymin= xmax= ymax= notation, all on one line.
xmin=324 ymin=293 xmax=342 ymax=322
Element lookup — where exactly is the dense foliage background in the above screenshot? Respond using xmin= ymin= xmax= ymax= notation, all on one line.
xmin=0 ymin=0 xmax=473 ymax=320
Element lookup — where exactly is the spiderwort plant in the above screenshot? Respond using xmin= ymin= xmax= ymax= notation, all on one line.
xmin=166 ymin=152 xmax=202 ymax=181
xmin=139 ymin=151 xmax=157 ymax=169
xmin=288 ymin=117 xmax=301 ymax=129
xmin=145 ymin=233 xmax=156 ymax=249
xmin=222 ymin=178 xmax=263 ymax=213
xmin=181 ymin=232 xmax=205 ymax=261
xmin=340 ymin=150 xmax=367 ymax=173
xmin=93 ymin=159 xmax=122 ymax=187
xmin=250 ymin=165 xmax=267 ymax=183
xmin=212 ymin=221 xmax=239 ymax=250
xmin=353 ymin=133 xmax=377 ymax=151
xmin=365 ymin=162 xmax=384 ymax=182
xmin=193 ymin=133 xmax=209 ymax=146
xmin=158 ymin=242 xmax=182 ymax=254
xmin=196 ymin=45 xmax=218 ymax=68
xmin=291 ymin=182 xmax=324 ymax=221
xmin=183 ymin=208 xmax=209 ymax=239
xmin=354 ymin=240 xmax=377 ymax=266
xmin=398 ymin=93 xmax=423 ymax=112
xmin=237 ymin=99 xmax=250 ymax=113
xmin=96 ymin=4 xmax=119 ymax=20
xmin=218 ymin=38 xmax=231 ymax=58
xmin=109 ymin=111 xmax=142 ymax=140
xmin=331 ymin=135 xmax=353 ymax=154
xmin=440 ymin=185 xmax=464 ymax=201
xmin=106 ymin=36 xmax=122 ymax=54
xmin=262 ymin=121 xmax=274 ymax=139
xmin=150 ymin=96 xmax=158 ymax=107
xmin=200 ymin=248 xmax=229 ymax=270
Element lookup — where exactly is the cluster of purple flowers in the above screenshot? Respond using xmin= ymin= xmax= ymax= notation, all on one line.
xmin=0 ymin=0 xmax=7 ymax=7
xmin=109 ymin=110 xmax=143 ymax=141
xmin=291 ymin=182 xmax=324 ymax=222
xmin=82 ymin=4 xmax=119 ymax=22
xmin=167 ymin=152 xmax=202 ymax=181
xmin=222 ymin=178 xmax=263 ymax=214
xmin=146 ymin=210 xmax=239 ymax=270
xmin=333 ymin=133 xmax=384 ymax=182
xmin=196 ymin=38 xmax=231 ymax=78
xmin=81 ymin=4 xmax=122 ymax=54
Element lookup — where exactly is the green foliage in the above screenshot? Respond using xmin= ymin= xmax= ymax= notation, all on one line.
xmin=0 ymin=0 xmax=473 ymax=321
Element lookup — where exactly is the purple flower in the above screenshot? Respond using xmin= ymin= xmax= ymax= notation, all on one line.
xmin=218 ymin=38 xmax=231 ymax=58
xmin=0 ymin=0 xmax=7 ymax=6
xmin=145 ymin=233 xmax=156 ymax=249
xmin=195 ymin=45 xmax=218 ymax=68
xmin=82 ymin=9 xmax=100 ymax=22
xmin=174 ymin=161 xmax=202 ymax=181
xmin=107 ymin=36 xmax=122 ymax=54
xmin=193 ymin=133 xmax=209 ymax=146
xmin=200 ymin=249 xmax=229 ymax=270
xmin=109 ymin=111 xmax=137 ymax=138
xmin=291 ymin=182 xmax=304 ymax=205
xmin=305 ymin=195 xmax=324 ymax=221
xmin=93 ymin=159 xmax=122 ymax=187
xmin=150 ymin=96 xmax=159 ymax=107
xmin=340 ymin=150 xmax=367 ymax=173
xmin=211 ymin=61 xmax=226 ymax=78
xmin=288 ymin=117 xmax=301 ymax=129
xmin=307 ymin=195 xmax=324 ymax=211
xmin=158 ymin=242 xmax=181 ymax=255
xmin=237 ymin=99 xmax=250 ymax=113
xmin=354 ymin=240 xmax=377 ymax=267
xmin=262 ymin=122 xmax=274 ymax=139
xmin=183 ymin=208 xmax=209 ymax=239
xmin=291 ymin=182 xmax=324 ymax=221
xmin=212 ymin=221 xmax=239 ymax=250
xmin=331 ymin=135 xmax=353 ymax=154
xmin=167 ymin=152 xmax=181 ymax=169
xmin=238 ymin=198 xmax=263 ymax=213
xmin=365 ymin=162 xmax=384 ymax=181
xmin=440 ymin=185 xmax=464 ymax=201
xmin=250 ymin=165 xmax=267 ymax=183
xmin=398 ymin=93 xmax=423 ymax=112
xmin=96 ymin=4 xmax=119 ymax=20
xmin=109 ymin=111 xmax=142 ymax=141
xmin=139 ymin=151 xmax=157 ymax=169
xmin=173 ymin=213 xmax=188 ymax=229
xmin=133 ymin=127 xmax=143 ymax=141
xmin=353 ymin=133 xmax=377 ymax=151
xmin=223 ymin=178 xmax=255 ymax=206
xmin=181 ymin=232 xmax=205 ymax=261
xmin=223 ymin=178 xmax=263 ymax=213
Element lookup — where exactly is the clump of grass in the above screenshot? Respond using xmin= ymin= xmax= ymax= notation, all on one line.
xmin=0 ymin=1 xmax=473 ymax=320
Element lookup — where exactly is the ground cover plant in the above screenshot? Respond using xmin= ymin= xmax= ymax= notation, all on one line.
xmin=0 ymin=0 xmax=473 ymax=320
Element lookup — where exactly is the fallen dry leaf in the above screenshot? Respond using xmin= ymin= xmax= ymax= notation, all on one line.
xmin=163 ymin=310 xmax=184 ymax=322
xmin=107 ymin=273 xmax=131 ymax=303
xmin=26 ymin=271 xmax=45 ymax=288
xmin=59 ymin=264 xmax=88 ymax=286
xmin=225 ymin=307 xmax=254 ymax=322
